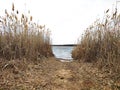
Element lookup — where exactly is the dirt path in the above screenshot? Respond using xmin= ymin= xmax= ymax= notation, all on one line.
xmin=0 ymin=58 xmax=120 ymax=90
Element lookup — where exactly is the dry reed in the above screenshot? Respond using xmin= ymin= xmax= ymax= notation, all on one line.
xmin=0 ymin=3 xmax=54 ymax=60
xmin=72 ymin=8 xmax=120 ymax=81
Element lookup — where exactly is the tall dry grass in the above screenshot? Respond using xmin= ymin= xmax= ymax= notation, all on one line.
xmin=0 ymin=3 xmax=53 ymax=60
xmin=72 ymin=8 xmax=120 ymax=79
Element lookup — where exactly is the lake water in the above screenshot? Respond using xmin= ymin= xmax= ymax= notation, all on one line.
xmin=52 ymin=46 xmax=74 ymax=60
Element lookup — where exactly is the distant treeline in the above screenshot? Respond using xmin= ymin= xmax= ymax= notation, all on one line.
xmin=51 ymin=44 xmax=77 ymax=46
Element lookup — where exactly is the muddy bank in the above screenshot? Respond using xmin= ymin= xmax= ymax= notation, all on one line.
xmin=0 ymin=58 xmax=120 ymax=90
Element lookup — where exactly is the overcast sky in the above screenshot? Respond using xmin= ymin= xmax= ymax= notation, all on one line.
xmin=0 ymin=0 xmax=119 ymax=44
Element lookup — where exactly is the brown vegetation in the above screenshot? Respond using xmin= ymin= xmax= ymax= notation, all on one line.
xmin=1 ymin=58 xmax=120 ymax=90
xmin=0 ymin=3 xmax=53 ymax=60
xmin=0 ymin=3 xmax=120 ymax=90
xmin=72 ymin=8 xmax=120 ymax=82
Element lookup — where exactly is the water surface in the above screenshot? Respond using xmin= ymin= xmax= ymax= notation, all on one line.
xmin=52 ymin=46 xmax=74 ymax=60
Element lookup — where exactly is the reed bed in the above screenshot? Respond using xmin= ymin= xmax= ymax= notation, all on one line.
xmin=0 ymin=3 xmax=53 ymax=60
xmin=72 ymin=8 xmax=120 ymax=80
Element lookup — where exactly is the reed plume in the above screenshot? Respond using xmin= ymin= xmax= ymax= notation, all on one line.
xmin=72 ymin=8 xmax=120 ymax=80
xmin=0 ymin=3 xmax=54 ymax=60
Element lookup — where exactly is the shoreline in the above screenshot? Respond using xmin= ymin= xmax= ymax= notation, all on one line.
xmin=56 ymin=58 xmax=73 ymax=62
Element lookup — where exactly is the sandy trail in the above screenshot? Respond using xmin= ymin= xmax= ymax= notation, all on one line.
xmin=0 ymin=58 xmax=120 ymax=90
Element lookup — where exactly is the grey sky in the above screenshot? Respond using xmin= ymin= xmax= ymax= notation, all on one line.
xmin=0 ymin=0 xmax=119 ymax=44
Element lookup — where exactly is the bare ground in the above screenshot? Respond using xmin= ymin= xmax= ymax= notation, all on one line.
xmin=0 ymin=57 xmax=120 ymax=90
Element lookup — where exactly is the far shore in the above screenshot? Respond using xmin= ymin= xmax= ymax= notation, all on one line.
xmin=51 ymin=44 xmax=77 ymax=46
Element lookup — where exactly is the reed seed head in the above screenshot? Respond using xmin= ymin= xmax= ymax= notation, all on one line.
xmin=106 ymin=9 xmax=109 ymax=13
xmin=5 ymin=9 xmax=7 ymax=14
xmin=22 ymin=14 xmax=24 ymax=19
xmin=30 ymin=16 xmax=32 ymax=21
xmin=16 ymin=10 xmax=19 ymax=14
xmin=12 ymin=3 xmax=14 ymax=11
